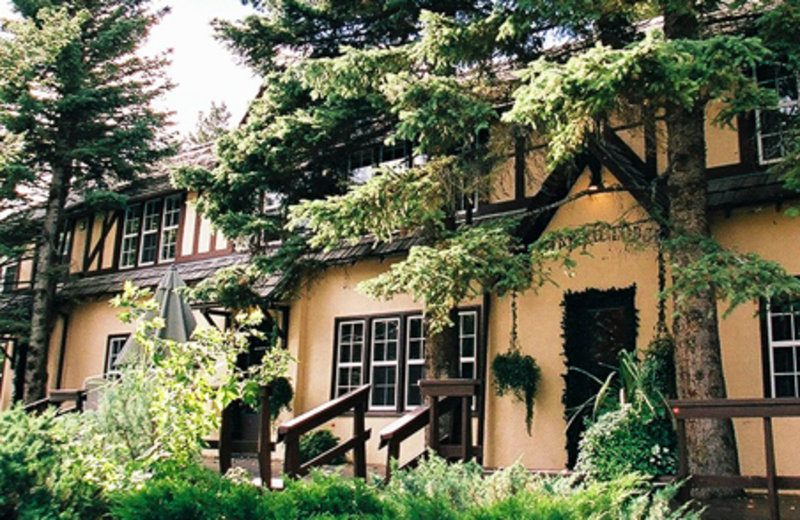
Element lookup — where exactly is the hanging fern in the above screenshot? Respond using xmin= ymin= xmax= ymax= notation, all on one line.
xmin=491 ymin=294 xmax=541 ymax=435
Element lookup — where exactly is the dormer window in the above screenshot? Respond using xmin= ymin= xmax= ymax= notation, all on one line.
xmin=349 ymin=141 xmax=411 ymax=184
xmin=119 ymin=194 xmax=182 ymax=269
xmin=756 ymin=65 xmax=799 ymax=164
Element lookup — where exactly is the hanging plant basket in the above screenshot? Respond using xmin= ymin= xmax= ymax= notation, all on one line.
xmin=491 ymin=293 xmax=541 ymax=435
xmin=492 ymin=349 xmax=541 ymax=435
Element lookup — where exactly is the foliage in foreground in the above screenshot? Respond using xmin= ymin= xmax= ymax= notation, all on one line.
xmin=109 ymin=456 xmax=699 ymax=520
xmin=577 ymin=347 xmax=678 ymax=481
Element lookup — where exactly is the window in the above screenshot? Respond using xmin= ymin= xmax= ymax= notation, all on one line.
xmin=120 ymin=205 xmax=141 ymax=269
xmin=334 ymin=309 xmax=481 ymax=411
xmin=765 ymin=297 xmax=800 ymax=397
xmin=756 ymin=65 xmax=799 ymax=164
xmin=370 ymin=318 xmax=400 ymax=410
xmin=0 ymin=262 xmax=19 ymax=293
xmin=335 ymin=320 xmax=366 ymax=397
xmin=160 ymin=196 xmax=181 ymax=262
xmin=140 ymin=199 xmax=162 ymax=265
xmin=349 ymin=141 xmax=411 ymax=184
xmin=105 ymin=334 xmax=130 ymax=374
xmin=119 ymin=195 xmax=182 ymax=269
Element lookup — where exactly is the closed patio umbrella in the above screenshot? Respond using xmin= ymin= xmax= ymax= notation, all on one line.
xmin=115 ymin=264 xmax=197 ymax=366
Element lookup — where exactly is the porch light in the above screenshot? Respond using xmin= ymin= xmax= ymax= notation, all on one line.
xmin=588 ymin=167 xmax=604 ymax=192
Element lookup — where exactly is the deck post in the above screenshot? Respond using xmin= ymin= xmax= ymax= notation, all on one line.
xmin=219 ymin=402 xmax=234 ymax=474
xmin=763 ymin=417 xmax=779 ymax=520
xmin=258 ymin=385 xmax=272 ymax=489
xmin=353 ymin=398 xmax=367 ymax=479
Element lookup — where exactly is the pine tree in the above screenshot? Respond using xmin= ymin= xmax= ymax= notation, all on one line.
xmin=186 ymin=101 xmax=232 ymax=146
xmin=0 ymin=0 xmax=172 ymax=402
xmin=200 ymin=0 xmax=800 ymax=479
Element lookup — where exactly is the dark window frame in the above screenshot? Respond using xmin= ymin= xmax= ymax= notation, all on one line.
xmin=330 ymin=306 xmax=483 ymax=414
xmin=104 ymin=334 xmax=130 ymax=375
xmin=118 ymin=194 xmax=184 ymax=270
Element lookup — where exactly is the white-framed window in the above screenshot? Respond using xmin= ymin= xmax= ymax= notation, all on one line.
xmin=139 ymin=199 xmax=162 ymax=266
xmin=119 ymin=196 xmax=182 ymax=269
xmin=370 ymin=318 xmax=400 ymax=410
xmin=105 ymin=334 xmax=130 ymax=374
xmin=349 ymin=141 xmax=411 ymax=184
xmin=459 ymin=311 xmax=478 ymax=379
xmin=0 ymin=262 xmax=18 ymax=293
xmin=335 ymin=320 xmax=366 ymax=397
xmin=334 ymin=309 xmax=481 ymax=412
xmin=766 ymin=298 xmax=800 ymax=397
xmin=756 ymin=65 xmax=799 ymax=165
xmin=405 ymin=316 xmax=426 ymax=408
xmin=120 ymin=205 xmax=141 ymax=269
xmin=159 ymin=195 xmax=181 ymax=262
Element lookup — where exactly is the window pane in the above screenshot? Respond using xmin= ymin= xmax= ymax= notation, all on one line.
xmin=407 ymin=365 xmax=425 ymax=406
xmin=461 ymin=362 xmax=475 ymax=379
xmin=771 ymin=314 xmax=793 ymax=341
xmin=140 ymin=233 xmax=157 ymax=264
xmin=775 ymin=375 xmax=796 ymax=397
xmin=461 ymin=337 xmax=475 ymax=358
xmin=774 ymin=347 xmax=794 ymax=373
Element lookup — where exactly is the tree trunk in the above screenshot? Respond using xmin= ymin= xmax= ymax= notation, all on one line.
xmin=23 ymin=164 xmax=71 ymax=403
xmin=664 ymin=3 xmax=740 ymax=492
xmin=425 ymin=308 xmax=461 ymax=379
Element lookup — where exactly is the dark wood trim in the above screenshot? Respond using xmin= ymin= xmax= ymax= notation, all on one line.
xmin=111 ymin=208 xmax=124 ymax=271
xmin=85 ymin=212 xmax=118 ymax=272
xmin=514 ymin=132 xmax=526 ymax=201
xmin=760 ymin=298 xmax=773 ymax=398
xmin=643 ymin=110 xmax=658 ymax=176
xmin=82 ymin=213 xmax=95 ymax=273
xmin=55 ymin=312 xmax=70 ymax=389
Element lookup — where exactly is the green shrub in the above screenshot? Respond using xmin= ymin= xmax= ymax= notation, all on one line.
xmin=577 ymin=405 xmax=677 ymax=481
xmin=109 ymin=463 xmax=270 ymax=520
xmin=278 ymin=470 xmax=384 ymax=519
xmin=385 ymin=456 xmax=698 ymax=520
xmin=577 ymin=350 xmax=678 ymax=481
xmin=299 ymin=429 xmax=345 ymax=465
xmin=0 ymin=407 xmax=107 ymax=520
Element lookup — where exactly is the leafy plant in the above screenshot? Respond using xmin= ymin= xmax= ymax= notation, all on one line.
xmin=577 ymin=349 xmax=678 ymax=480
xmin=268 ymin=376 xmax=294 ymax=421
xmin=109 ymin=463 xmax=270 ymax=520
xmin=0 ymin=407 xmax=107 ymax=520
xmin=491 ymin=350 xmax=541 ymax=435
xmin=299 ymin=429 xmax=345 ymax=465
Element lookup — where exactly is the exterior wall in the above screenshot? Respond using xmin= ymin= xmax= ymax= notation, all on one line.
xmin=485 ymin=167 xmax=660 ymax=469
xmin=712 ymin=204 xmax=800 ymax=477
xmin=288 ymin=259 xmax=481 ymax=465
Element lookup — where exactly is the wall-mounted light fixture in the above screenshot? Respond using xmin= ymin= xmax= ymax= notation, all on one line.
xmin=588 ymin=163 xmax=604 ymax=192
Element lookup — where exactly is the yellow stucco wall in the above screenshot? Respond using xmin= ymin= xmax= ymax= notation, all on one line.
xmin=712 ymin=204 xmax=800 ymax=477
xmin=484 ymin=167 xmax=661 ymax=469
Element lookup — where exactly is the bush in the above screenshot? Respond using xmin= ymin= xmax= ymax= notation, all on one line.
xmin=299 ymin=429 xmax=345 ymax=465
xmin=0 ymin=407 xmax=107 ymax=520
xmin=577 ymin=405 xmax=677 ymax=480
xmin=577 ymin=349 xmax=678 ymax=481
xmin=109 ymin=463 xmax=270 ymax=520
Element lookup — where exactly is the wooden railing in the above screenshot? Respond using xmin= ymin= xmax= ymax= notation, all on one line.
xmin=277 ymin=384 xmax=371 ymax=480
xmin=670 ymin=398 xmax=800 ymax=520
xmin=379 ymin=379 xmax=480 ymax=483
xmin=23 ymin=389 xmax=87 ymax=415
xmin=379 ymin=396 xmax=461 ymax=482
xmin=218 ymin=385 xmax=274 ymax=487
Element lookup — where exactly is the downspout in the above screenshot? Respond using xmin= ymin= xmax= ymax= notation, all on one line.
xmin=55 ymin=312 xmax=70 ymax=389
